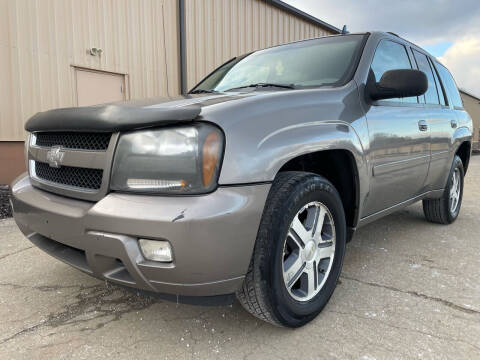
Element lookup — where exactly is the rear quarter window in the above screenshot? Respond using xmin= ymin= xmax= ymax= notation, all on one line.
xmin=435 ymin=62 xmax=463 ymax=109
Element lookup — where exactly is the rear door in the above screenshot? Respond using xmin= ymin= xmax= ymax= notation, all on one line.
xmin=428 ymin=62 xmax=468 ymax=189
xmin=363 ymin=39 xmax=430 ymax=216
xmin=411 ymin=50 xmax=453 ymax=191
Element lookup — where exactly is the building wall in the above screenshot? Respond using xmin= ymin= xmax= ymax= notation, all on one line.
xmin=0 ymin=142 xmax=25 ymax=184
xmin=460 ymin=92 xmax=480 ymax=149
xmin=0 ymin=0 xmax=180 ymax=142
xmin=184 ymin=0 xmax=335 ymax=89
xmin=0 ymin=0 xmax=336 ymax=184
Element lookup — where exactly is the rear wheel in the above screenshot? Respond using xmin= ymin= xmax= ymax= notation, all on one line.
xmin=423 ymin=155 xmax=464 ymax=224
xmin=236 ymin=171 xmax=346 ymax=327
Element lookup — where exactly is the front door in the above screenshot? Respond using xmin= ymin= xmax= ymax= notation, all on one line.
xmin=363 ymin=39 xmax=430 ymax=216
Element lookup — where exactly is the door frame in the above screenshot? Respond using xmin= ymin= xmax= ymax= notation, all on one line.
xmin=71 ymin=65 xmax=130 ymax=106
xmin=362 ymin=37 xmax=432 ymax=216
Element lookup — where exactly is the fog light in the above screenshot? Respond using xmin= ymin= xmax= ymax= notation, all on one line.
xmin=139 ymin=239 xmax=173 ymax=262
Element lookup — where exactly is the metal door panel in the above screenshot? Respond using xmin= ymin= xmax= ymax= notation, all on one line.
xmin=364 ymin=104 xmax=430 ymax=215
xmin=425 ymin=109 xmax=455 ymax=190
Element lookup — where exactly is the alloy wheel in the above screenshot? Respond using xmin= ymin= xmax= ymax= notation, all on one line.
xmin=282 ymin=201 xmax=336 ymax=302
xmin=449 ymin=168 xmax=461 ymax=213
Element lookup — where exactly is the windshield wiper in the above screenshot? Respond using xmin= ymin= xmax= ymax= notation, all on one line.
xmin=225 ymin=83 xmax=295 ymax=92
xmin=189 ymin=89 xmax=219 ymax=94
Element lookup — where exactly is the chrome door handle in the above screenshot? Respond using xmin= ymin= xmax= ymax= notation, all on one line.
xmin=418 ymin=120 xmax=428 ymax=131
xmin=451 ymin=119 xmax=458 ymax=128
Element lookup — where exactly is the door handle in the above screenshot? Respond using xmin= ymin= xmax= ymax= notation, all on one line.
xmin=418 ymin=120 xmax=428 ymax=131
xmin=451 ymin=119 xmax=458 ymax=128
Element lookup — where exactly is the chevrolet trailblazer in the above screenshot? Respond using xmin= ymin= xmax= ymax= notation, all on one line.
xmin=11 ymin=32 xmax=472 ymax=327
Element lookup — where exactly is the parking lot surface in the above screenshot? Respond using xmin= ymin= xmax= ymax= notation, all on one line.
xmin=1 ymin=156 xmax=479 ymax=360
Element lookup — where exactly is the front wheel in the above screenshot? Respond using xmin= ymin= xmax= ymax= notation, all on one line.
xmin=236 ymin=172 xmax=346 ymax=327
xmin=423 ymin=155 xmax=464 ymax=224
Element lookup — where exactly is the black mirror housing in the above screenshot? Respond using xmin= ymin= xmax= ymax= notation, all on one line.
xmin=367 ymin=69 xmax=428 ymax=101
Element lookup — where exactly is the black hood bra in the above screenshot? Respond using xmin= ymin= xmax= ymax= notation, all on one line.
xmin=25 ymin=103 xmax=202 ymax=133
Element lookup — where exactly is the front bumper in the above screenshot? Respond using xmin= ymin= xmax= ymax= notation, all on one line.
xmin=11 ymin=175 xmax=270 ymax=299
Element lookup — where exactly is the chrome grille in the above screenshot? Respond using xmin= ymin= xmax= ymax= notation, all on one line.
xmin=28 ymin=132 xmax=119 ymax=201
xmin=35 ymin=132 xmax=111 ymax=151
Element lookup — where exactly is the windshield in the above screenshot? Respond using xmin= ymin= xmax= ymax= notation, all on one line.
xmin=191 ymin=34 xmax=366 ymax=93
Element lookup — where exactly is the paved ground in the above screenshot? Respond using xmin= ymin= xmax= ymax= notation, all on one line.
xmin=1 ymin=157 xmax=479 ymax=360
xmin=0 ymin=186 xmax=12 ymax=219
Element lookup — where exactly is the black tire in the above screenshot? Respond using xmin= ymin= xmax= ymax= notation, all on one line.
xmin=236 ymin=171 xmax=346 ymax=327
xmin=423 ymin=155 xmax=464 ymax=224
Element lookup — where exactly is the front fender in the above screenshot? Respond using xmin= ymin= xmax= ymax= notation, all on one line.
xmin=218 ymin=119 xmax=369 ymax=195
xmin=258 ymin=121 xmax=366 ymax=181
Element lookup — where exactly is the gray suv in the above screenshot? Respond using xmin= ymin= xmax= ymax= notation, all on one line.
xmin=11 ymin=32 xmax=473 ymax=327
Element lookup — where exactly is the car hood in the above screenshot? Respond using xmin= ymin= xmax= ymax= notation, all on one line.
xmin=24 ymin=93 xmax=253 ymax=132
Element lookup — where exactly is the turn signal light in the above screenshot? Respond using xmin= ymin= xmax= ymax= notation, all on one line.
xmin=202 ymin=132 xmax=221 ymax=187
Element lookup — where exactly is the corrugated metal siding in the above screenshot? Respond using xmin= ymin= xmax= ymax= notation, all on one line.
xmin=0 ymin=0 xmax=179 ymax=141
xmin=184 ymin=0 xmax=335 ymax=89
xmin=1 ymin=0 xmax=336 ymax=141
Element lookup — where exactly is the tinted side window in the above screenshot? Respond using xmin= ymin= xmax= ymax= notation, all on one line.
xmin=429 ymin=57 xmax=446 ymax=106
xmin=412 ymin=50 xmax=439 ymax=105
xmin=436 ymin=63 xmax=463 ymax=108
xmin=371 ymin=40 xmax=417 ymax=103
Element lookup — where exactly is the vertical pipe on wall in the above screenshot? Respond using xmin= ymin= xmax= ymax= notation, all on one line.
xmin=179 ymin=0 xmax=187 ymax=94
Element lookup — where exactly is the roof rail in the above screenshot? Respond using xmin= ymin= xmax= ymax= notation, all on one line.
xmin=386 ymin=31 xmax=431 ymax=57
xmin=387 ymin=31 xmax=400 ymax=37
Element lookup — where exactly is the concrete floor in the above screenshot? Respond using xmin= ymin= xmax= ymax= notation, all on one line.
xmin=1 ymin=157 xmax=479 ymax=360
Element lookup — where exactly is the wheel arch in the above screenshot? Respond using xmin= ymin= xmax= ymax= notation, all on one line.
xmin=455 ymin=140 xmax=471 ymax=174
xmin=276 ymin=149 xmax=361 ymax=239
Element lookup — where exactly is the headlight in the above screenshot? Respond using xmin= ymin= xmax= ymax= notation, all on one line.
xmin=110 ymin=123 xmax=224 ymax=194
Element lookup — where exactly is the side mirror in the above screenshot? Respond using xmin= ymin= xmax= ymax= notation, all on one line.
xmin=366 ymin=69 xmax=428 ymax=101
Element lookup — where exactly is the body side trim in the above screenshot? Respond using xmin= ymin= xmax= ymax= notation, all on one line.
xmin=372 ymin=154 xmax=430 ymax=176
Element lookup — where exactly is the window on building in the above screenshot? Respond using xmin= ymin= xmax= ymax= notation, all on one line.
xmin=412 ymin=50 xmax=440 ymax=105
xmin=370 ymin=40 xmax=417 ymax=103
xmin=435 ymin=62 xmax=463 ymax=108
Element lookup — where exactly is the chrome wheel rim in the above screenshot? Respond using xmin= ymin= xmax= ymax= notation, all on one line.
xmin=282 ymin=201 xmax=336 ymax=302
xmin=449 ymin=168 xmax=461 ymax=213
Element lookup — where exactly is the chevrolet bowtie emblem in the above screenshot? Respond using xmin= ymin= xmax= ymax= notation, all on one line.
xmin=46 ymin=146 xmax=65 ymax=168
